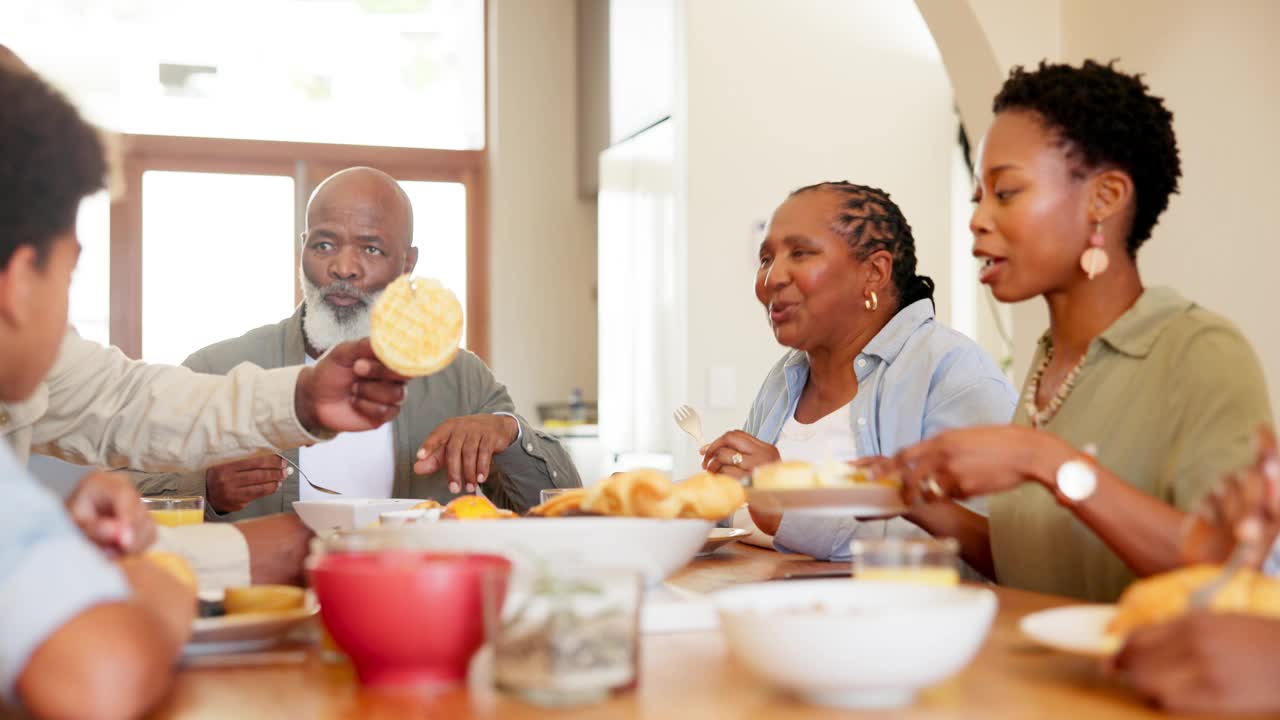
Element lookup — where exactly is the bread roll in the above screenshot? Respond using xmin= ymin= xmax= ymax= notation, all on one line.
xmin=1108 ymin=565 xmax=1280 ymax=638
xmin=751 ymin=461 xmax=818 ymax=489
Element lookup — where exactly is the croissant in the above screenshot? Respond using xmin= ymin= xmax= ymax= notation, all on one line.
xmin=582 ymin=469 xmax=676 ymax=518
xmin=526 ymin=488 xmax=589 ymax=517
xmin=1108 ymin=564 xmax=1280 ymax=638
xmin=666 ymin=471 xmax=746 ymax=520
xmin=526 ymin=470 xmax=744 ymax=521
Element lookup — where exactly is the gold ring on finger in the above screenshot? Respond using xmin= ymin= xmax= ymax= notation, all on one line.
xmin=924 ymin=477 xmax=946 ymax=500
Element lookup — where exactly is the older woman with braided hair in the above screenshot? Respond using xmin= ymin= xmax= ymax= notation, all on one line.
xmin=698 ymin=181 xmax=1015 ymax=561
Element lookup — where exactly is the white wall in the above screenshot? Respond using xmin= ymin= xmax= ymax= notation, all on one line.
xmin=1061 ymin=0 xmax=1280 ymax=417
xmin=673 ymin=0 xmax=958 ymax=477
xmin=487 ymin=0 xmax=599 ymax=414
xmin=922 ymin=0 xmax=1280 ymax=413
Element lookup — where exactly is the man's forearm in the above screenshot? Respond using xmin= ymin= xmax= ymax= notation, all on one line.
xmin=491 ymin=417 xmax=583 ymax=511
xmin=33 ymin=334 xmax=322 ymax=472
xmin=238 ymin=514 xmax=314 ymax=586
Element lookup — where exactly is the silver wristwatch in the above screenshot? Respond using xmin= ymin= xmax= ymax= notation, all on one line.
xmin=1055 ymin=458 xmax=1097 ymax=503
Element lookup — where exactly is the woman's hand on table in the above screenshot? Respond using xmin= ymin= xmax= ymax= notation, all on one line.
xmin=1113 ymin=611 xmax=1280 ymax=715
xmin=886 ymin=426 xmax=1075 ymax=504
xmin=1181 ymin=425 xmax=1280 ymax=567
xmin=65 ymin=471 xmax=156 ymax=557
xmin=700 ymin=431 xmax=780 ymax=480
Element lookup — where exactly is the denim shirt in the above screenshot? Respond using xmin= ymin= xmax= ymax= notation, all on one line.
xmin=744 ymin=299 xmax=1017 ymax=561
xmin=0 ymin=441 xmax=129 ymax=704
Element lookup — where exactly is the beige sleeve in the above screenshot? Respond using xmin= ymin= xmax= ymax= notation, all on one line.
xmin=29 ymin=332 xmax=325 ymax=472
xmin=152 ymin=524 xmax=251 ymax=592
xmin=1163 ymin=325 xmax=1274 ymax=510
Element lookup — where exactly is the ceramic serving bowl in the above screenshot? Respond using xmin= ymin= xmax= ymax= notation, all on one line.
xmin=713 ymin=579 xmax=997 ymax=709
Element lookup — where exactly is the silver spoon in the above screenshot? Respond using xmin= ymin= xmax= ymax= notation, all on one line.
xmin=275 ymin=452 xmax=341 ymax=496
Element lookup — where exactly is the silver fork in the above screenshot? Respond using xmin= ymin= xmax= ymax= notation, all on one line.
xmin=673 ymin=404 xmax=706 ymax=447
xmin=275 ymin=452 xmax=342 ymax=496
xmin=1189 ymin=517 xmax=1262 ymax=609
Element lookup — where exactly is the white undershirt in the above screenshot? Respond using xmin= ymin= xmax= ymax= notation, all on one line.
xmin=298 ymin=355 xmax=397 ymax=500
xmin=773 ymin=401 xmax=858 ymax=464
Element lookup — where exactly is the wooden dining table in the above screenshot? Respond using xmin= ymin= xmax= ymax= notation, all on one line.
xmin=151 ymin=544 xmax=1246 ymax=720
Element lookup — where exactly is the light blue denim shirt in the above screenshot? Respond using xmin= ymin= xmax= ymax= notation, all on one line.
xmin=744 ymin=299 xmax=1017 ymax=561
xmin=0 ymin=441 xmax=130 ymax=704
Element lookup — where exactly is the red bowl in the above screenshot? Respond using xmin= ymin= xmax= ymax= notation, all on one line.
xmin=311 ymin=551 xmax=510 ymax=688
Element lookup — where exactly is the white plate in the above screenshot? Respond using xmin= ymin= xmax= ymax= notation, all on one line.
xmin=747 ymin=486 xmax=907 ymax=517
xmin=187 ymin=603 xmax=318 ymax=656
xmin=698 ymin=527 xmax=751 ymax=557
xmin=293 ymin=498 xmax=426 ymax=533
xmin=1019 ymin=604 xmax=1120 ymax=658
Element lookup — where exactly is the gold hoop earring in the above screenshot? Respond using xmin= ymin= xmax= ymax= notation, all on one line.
xmin=864 ymin=291 xmax=878 ymax=312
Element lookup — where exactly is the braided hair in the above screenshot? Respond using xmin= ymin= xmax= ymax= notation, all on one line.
xmin=993 ymin=60 xmax=1181 ymax=255
xmin=789 ymin=181 xmax=935 ymax=312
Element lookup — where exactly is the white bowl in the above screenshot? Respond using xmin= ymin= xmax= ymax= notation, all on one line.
xmin=293 ymin=498 xmax=426 ymax=533
xmin=713 ymin=580 xmax=997 ymax=709
xmin=337 ymin=517 xmax=712 ymax=586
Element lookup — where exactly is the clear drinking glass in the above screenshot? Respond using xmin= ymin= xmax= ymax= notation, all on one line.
xmin=141 ymin=496 xmax=205 ymax=527
xmin=848 ymin=537 xmax=961 ymax=586
xmin=539 ymin=488 xmax=578 ymax=505
xmin=485 ymin=564 xmax=641 ymax=707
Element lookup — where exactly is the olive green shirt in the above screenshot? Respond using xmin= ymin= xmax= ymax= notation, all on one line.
xmin=989 ymin=287 xmax=1272 ymax=602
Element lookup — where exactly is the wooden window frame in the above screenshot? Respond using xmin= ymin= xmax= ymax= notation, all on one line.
xmin=109 ymin=137 xmax=488 ymax=363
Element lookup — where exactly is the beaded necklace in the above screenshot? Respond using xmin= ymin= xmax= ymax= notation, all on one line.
xmin=1024 ymin=345 xmax=1087 ymax=429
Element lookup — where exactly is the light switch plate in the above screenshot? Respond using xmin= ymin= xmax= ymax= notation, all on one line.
xmin=708 ymin=366 xmax=737 ymax=409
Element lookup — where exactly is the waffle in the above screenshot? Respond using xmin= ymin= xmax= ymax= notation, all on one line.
xmin=370 ymin=275 xmax=463 ymax=377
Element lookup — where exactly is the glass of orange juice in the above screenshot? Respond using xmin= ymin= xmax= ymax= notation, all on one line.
xmin=849 ymin=537 xmax=960 ymax=586
xmin=142 ymin=496 xmax=205 ymax=527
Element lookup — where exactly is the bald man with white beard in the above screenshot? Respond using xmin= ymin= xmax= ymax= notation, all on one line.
xmin=136 ymin=167 xmax=580 ymax=518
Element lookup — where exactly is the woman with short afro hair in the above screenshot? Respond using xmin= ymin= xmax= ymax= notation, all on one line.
xmin=881 ymin=60 xmax=1272 ymax=603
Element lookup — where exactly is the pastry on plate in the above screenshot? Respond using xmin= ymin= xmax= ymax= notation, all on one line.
xmin=751 ymin=460 xmax=887 ymax=489
xmin=526 ymin=488 xmax=589 ymax=517
xmin=582 ymin=469 xmax=676 ymax=518
xmin=223 ymin=585 xmax=306 ymax=615
xmin=1107 ymin=564 xmax=1280 ymax=638
xmin=667 ymin=471 xmax=746 ymax=520
xmin=370 ymin=275 xmax=463 ymax=377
